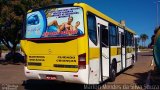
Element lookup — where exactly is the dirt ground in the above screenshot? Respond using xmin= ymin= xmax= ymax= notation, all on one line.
xmin=0 ymin=51 xmax=159 ymax=90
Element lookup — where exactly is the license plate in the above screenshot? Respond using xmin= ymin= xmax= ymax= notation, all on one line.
xmin=46 ymin=75 xmax=57 ymax=80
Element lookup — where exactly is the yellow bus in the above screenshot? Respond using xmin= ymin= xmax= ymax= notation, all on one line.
xmin=20 ymin=3 xmax=138 ymax=84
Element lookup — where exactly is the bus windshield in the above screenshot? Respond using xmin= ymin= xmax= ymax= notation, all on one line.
xmin=25 ymin=7 xmax=84 ymax=39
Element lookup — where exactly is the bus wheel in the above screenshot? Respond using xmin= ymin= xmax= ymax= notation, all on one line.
xmin=109 ymin=62 xmax=117 ymax=82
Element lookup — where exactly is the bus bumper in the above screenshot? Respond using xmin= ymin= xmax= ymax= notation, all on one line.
xmin=24 ymin=66 xmax=89 ymax=84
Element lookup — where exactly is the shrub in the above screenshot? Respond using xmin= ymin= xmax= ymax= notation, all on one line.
xmin=5 ymin=52 xmax=24 ymax=63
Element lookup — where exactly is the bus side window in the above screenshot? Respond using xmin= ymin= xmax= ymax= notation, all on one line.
xmin=119 ymin=32 xmax=121 ymax=46
xmin=102 ymin=26 xmax=108 ymax=47
xmin=131 ymin=34 xmax=134 ymax=46
xmin=126 ymin=31 xmax=130 ymax=46
xmin=109 ymin=24 xmax=118 ymax=46
xmin=121 ymin=34 xmax=125 ymax=47
xmin=87 ymin=13 xmax=97 ymax=45
xmin=129 ymin=33 xmax=132 ymax=46
xmin=131 ymin=33 xmax=134 ymax=46
xmin=126 ymin=31 xmax=133 ymax=46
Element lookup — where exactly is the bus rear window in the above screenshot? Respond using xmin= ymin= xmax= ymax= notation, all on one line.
xmin=25 ymin=7 xmax=84 ymax=39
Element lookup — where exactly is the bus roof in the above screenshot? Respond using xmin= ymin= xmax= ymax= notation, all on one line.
xmin=74 ymin=3 xmax=136 ymax=34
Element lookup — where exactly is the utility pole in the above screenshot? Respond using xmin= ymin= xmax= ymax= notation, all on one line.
xmin=156 ymin=0 xmax=160 ymax=27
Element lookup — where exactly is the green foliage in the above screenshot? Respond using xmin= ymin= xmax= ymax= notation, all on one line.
xmin=0 ymin=0 xmax=63 ymax=52
xmin=0 ymin=44 xmax=8 ymax=51
xmin=149 ymin=26 xmax=160 ymax=48
xmin=140 ymin=34 xmax=148 ymax=42
xmin=0 ymin=44 xmax=20 ymax=51
xmin=140 ymin=33 xmax=149 ymax=48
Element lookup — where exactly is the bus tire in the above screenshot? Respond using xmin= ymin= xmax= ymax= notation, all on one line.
xmin=109 ymin=61 xmax=117 ymax=82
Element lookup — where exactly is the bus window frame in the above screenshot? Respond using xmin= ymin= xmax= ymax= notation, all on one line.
xmin=109 ymin=23 xmax=119 ymax=46
xmin=87 ymin=12 xmax=98 ymax=45
xmin=101 ymin=25 xmax=109 ymax=47
xmin=125 ymin=31 xmax=134 ymax=46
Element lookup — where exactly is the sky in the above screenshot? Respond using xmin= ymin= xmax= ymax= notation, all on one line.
xmin=64 ymin=0 xmax=159 ymax=46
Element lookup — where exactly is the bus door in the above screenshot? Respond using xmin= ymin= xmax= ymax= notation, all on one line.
xmin=118 ymin=28 xmax=123 ymax=70
xmin=99 ymin=24 xmax=110 ymax=81
xmin=119 ymin=28 xmax=126 ymax=69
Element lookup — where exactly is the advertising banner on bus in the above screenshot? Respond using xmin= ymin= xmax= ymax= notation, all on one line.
xmin=26 ymin=7 xmax=84 ymax=38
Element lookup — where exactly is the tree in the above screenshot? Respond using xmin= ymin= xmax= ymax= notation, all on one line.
xmin=140 ymin=34 xmax=149 ymax=48
xmin=0 ymin=0 xmax=63 ymax=62
xmin=148 ymin=26 xmax=160 ymax=48
xmin=0 ymin=0 xmax=63 ymax=51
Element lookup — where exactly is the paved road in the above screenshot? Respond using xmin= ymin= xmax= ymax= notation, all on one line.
xmin=0 ymin=51 xmax=159 ymax=90
xmin=0 ymin=64 xmax=26 ymax=84
xmin=99 ymin=52 xmax=154 ymax=90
